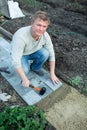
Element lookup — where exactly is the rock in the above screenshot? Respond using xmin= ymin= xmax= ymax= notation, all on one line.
xmin=0 ymin=92 xmax=11 ymax=101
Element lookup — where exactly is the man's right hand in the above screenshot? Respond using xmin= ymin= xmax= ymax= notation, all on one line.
xmin=21 ymin=78 xmax=30 ymax=87
xmin=16 ymin=67 xmax=30 ymax=87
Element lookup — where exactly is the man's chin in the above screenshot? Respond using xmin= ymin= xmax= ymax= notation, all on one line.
xmin=37 ymin=33 xmax=43 ymax=37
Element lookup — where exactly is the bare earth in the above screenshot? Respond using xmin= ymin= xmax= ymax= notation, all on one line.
xmin=45 ymin=85 xmax=87 ymax=130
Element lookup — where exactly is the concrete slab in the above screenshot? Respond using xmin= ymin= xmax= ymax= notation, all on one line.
xmin=0 ymin=37 xmax=63 ymax=105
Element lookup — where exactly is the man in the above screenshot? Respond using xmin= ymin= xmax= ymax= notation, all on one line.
xmin=11 ymin=11 xmax=59 ymax=87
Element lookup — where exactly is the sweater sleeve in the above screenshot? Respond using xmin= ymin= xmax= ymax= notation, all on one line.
xmin=11 ymin=35 xmax=25 ymax=68
xmin=44 ymin=32 xmax=55 ymax=61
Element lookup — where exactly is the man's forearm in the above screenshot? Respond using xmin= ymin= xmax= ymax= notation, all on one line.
xmin=16 ymin=67 xmax=30 ymax=87
xmin=16 ymin=67 xmax=28 ymax=81
xmin=49 ymin=61 xmax=55 ymax=74
xmin=49 ymin=61 xmax=59 ymax=83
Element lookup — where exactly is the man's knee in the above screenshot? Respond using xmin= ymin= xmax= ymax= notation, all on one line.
xmin=23 ymin=66 xmax=29 ymax=74
xmin=41 ymin=48 xmax=49 ymax=60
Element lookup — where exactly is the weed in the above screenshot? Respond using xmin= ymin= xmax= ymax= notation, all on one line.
xmin=69 ymin=76 xmax=82 ymax=87
xmin=81 ymin=87 xmax=87 ymax=95
xmin=0 ymin=105 xmax=47 ymax=130
xmin=69 ymin=76 xmax=87 ymax=96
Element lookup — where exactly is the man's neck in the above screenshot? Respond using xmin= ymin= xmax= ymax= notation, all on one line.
xmin=30 ymin=27 xmax=40 ymax=41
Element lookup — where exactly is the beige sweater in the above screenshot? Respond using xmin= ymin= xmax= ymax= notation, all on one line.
xmin=11 ymin=26 xmax=55 ymax=68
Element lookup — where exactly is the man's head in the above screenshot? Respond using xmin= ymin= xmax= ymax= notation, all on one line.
xmin=31 ymin=11 xmax=50 ymax=40
xmin=31 ymin=10 xmax=50 ymax=25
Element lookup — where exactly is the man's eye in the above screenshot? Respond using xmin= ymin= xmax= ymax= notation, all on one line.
xmin=37 ymin=24 xmax=41 ymax=26
xmin=36 ymin=24 xmax=47 ymax=28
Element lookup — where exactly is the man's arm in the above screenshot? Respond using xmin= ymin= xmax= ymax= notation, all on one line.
xmin=16 ymin=67 xmax=30 ymax=87
xmin=49 ymin=61 xmax=59 ymax=84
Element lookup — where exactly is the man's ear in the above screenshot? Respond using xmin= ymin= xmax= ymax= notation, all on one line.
xmin=31 ymin=21 xmax=34 ymax=25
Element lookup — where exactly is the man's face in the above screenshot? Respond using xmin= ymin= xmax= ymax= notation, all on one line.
xmin=31 ymin=18 xmax=49 ymax=38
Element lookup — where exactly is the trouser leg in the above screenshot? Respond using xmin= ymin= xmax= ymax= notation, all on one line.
xmin=31 ymin=48 xmax=49 ymax=71
xmin=21 ymin=55 xmax=30 ymax=74
xmin=21 ymin=48 xmax=49 ymax=74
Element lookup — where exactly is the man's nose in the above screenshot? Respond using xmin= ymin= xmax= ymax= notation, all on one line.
xmin=39 ymin=26 xmax=44 ymax=30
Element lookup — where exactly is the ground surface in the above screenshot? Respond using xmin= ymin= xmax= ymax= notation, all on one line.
xmin=0 ymin=0 xmax=87 ymax=130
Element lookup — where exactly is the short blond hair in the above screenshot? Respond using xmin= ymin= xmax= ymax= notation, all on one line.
xmin=31 ymin=10 xmax=50 ymax=25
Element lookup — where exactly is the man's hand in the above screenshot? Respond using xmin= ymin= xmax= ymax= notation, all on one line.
xmin=21 ymin=78 xmax=30 ymax=87
xmin=16 ymin=67 xmax=30 ymax=87
xmin=49 ymin=61 xmax=59 ymax=84
xmin=50 ymin=73 xmax=59 ymax=84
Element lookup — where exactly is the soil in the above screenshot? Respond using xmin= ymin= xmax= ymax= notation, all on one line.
xmin=0 ymin=0 xmax=87 ymax=130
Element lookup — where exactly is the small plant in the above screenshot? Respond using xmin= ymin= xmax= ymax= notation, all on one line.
xmin=69 ymin=76 xmax=87 ymax=96
xmin=0 ymin=105 xmax=47 ymax=130
xmin=69 ymin=76 xmax=82 ymax=87
xmin=81 ymin=87 xmax=87 ymax=96
xmin=81 ymin=81 xmax=87 ymax=96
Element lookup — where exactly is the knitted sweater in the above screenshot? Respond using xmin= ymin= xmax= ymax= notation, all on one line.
xmin=11 ymin=26 xmax=55 ymax=68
